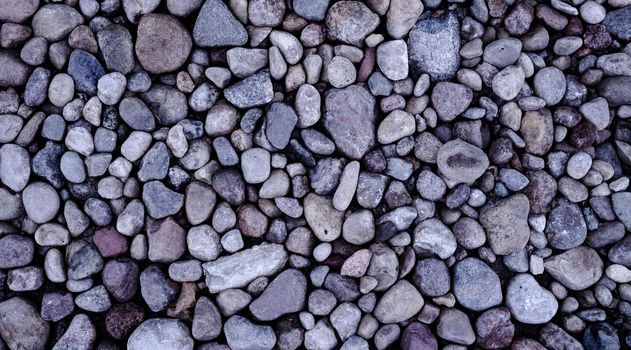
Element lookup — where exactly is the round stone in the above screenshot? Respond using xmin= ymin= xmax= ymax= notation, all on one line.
xmin=22 ymin=182 xmax=60 ymax=224
xmin=135 ymin=14 xmax=192 ymax=74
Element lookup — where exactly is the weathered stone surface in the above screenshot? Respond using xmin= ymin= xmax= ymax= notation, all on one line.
xmin=324 ymin=85 xmax=376 ymax=160
xmin=544 ymin=246 xmax=603 ymax=290
xmin=408 ymin=11 xmax=460 ymax=81
xmin=202 ymin=243 xmax=288 ymax=293
xmin=0 ymin=297 xmax=50 ymax=350
xmin=479 ymin=194 xmax=530 ymax=255
xmin=249 ymin=269 xmax=307 ymax=321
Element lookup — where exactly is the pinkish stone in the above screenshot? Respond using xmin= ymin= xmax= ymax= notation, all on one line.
xmin=401 ymin=322 xmax=437 ymax=350
xmin=94 ymin=226 xmax=128 ymax=257
xmin=147 ymin=217 xmax=186 ymax=263
xmin=340 ymin=249 xmax=372 ymax=277
xmin=476 ymin=307 xmax=515 ymax=349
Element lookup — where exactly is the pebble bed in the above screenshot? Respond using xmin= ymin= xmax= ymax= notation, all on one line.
xmin=0 ymin=0 xmax=630 ymax=349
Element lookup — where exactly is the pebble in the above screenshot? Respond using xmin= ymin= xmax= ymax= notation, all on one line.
xmin=22 ymin=181 xmax=59 ymax=224
xmin=506 ymin=273 xmax=558 ymax=324
xmin=325 ymin=1 xmax=380 ymax=47
xmin=545 ymin=246 xmax=603 ymax=290
xmin=324 ymin=85 xmax=376 ymax=159
xmin=0 ymin=297 xmax=50 ymax=350
xmin=436 ymin=139 xmax=489 ymax=184
xmin=480 ymin=194 xmax=530 ymax=255
xmin=408 ymin=11 xmax=460 ymax=81
xmin=453 ymin=257 xmax=503 ymax=311
xmin=376 ymin=40 xmax=408 ymax=81
xmin=0 ymin=144 xmax=30 ymax=191
xmin=224 ymin=315 xmax=276 ymax=350
xmin=193 ymin=0 xmax=248 ymax=47
xmin=534 ymin=67 xmax=567 ymax=106
xmin=128 ymin=318 xmax=193 ymax=350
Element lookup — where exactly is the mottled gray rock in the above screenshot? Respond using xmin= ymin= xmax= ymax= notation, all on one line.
xmin=0 ymin=144 xmax=30 ymax=192
xmin=506 ymin=274 xmax=558 ymax=324
xmin=0 ymin=297 xmax=49 ymax=350
xmin=193 ymin=0 xmax=248 ymax=47
xmin=408 ymin=11 xmax=460 ymax=81
xmin=250 ymin=269 xmax=307 ymax=321
xmin=480 ymin=194 xmax=530 ymax=255
xmin=266 ymin=103 xmax=297 ymax=149
xmin=374 ymin=280 xmax=424 ymax=323
xmin=192 ymin=296 xmax=222 ymax=341
xmin=32 ymin=4 xmax=84 ymax=41
xmin=127 ymin=318 xmax=194 ymax=350
xmin=202 ymin=243 xmax=288 ymax=293
xmin=304 ymin=193 xmax=345 ymax=242
xmin=436 ymin=139 xmax=489 ymax=184
xmin=140 ymin=265 xmax=179 ymax=312
xmin=52 ymin=314 xmax=96 ymax=350
xmin=325 ymin=1 xmax=379 ymax=46
xmin=453 ymin=257 xmax=503 ymax=311
xmin=545 ymin=198 xmax=587 ymax=249
xmin=0 ymin=51 xmax=31 ymax=87
xmin=97 ymin=24 xmax=135 ymax=74
xmin=224 ymin=316 xmax=276 ymax=350
xmin=324 ymin=85 xmax=376 ymax=160
xmin=142 ymin=181 xmax=184 ymax=219
xmin=224 ymin=70 xmax=274 ymax=109
xmin=544 ymin=246 xmax=603 ymax=290
xmin=135 ymin=14 xmax=192 ymax=74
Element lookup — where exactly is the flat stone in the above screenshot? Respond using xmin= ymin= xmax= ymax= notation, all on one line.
xmin=436 ymin=308 xmax=475 ymax=345
xmin=52 ymin=314 xmax=96 ymax=350
xmin=202 ymin=243 xmax=288 ymax=293
xmin=266 ymin=103 xmax=297 ymax=149
xmin=408 ymin=11 xmax=460 ymax=81
xmin=436 ymin=139 xmax=489 ymax=184
xmin=483 ymin=38 xmax=522 ymax=68
xmin=192 ymin=296 xmax=222 ymax=341
xmin=119 ymin=97 xmax=156 ymax=131
xmin=147 ymin=217 xmax=186 ymax=263
xmin=480 ymin=194 xmax=530 ymax=255
xmin=136 ymin=14 xmax=192 ymax=74
xmin=142 ymin=85 xmax=188 ymax=125
xmin=22 ymin=181 xmax=59 ymax=224
xmin=212 ymin=168 xmax=246 ymax=205
xmin=544 ymin=246 xmax=603 ymax=290
xmin=0 ymin=0 xmax=39 ymax=23
xmin=249 ymin=269 xmax=307 ymax=321
xmin=140 ymin=265 xmax=179 ymax=312
xmin=431 ymin=82 xmax=473 ymax=121
xmin=534 ymin=67 xmax=566 ymax=106
xmin=193 ymin=0 xmax=248 ymax=48
xmin=0 ymin=144 xmax=30 ymax=192
xmin=506 ymin=273 xmax=558 ymax=324
xmin=387 ymin=0 xmax=424 ymax=39
xmin=376 ymin=40 xmax=408 ymax=80
xmin=324 ymin=85 xmax=376 ymax=159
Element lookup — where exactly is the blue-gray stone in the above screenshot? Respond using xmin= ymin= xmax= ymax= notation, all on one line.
xmin=68 ymin=49 xmax=105 ymax=95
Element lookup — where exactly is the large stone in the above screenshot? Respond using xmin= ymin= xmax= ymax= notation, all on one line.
xmin=431 ymin=82 xmax=473 ymax=121
xmin=127 ymin=318 xmax=194 ymax=350
xmin=224 ymin=316 xmax=276 ymax=350
xmin=544 ymin=246 xmax=603 ymax=290
xmin=324 ymin=85 xmax=376 ymax=160
xmin=97 ymin=24 xmax=135 ymax=74
xmin=249 ymin=269 xmax=307 ymax=321
xmin=603 ymin=6 xmax=631 ymax=41
xmin=412 ymin=218 xmax=457 ymax=259
xmin=408 ymin=11 xmax=460 ymax=81
xmin=0 ymin=51 xmax=30 ymax=87
xmin=598 ymin=77 xmax=631 ymax=106
xmin=266 ymin=103 xmax=297 ymax=149
xmin=141 ymin=84 xmax=188 ymax=125
xmin=436 ymin=139 xmax=489 ymax=184
xmin=0 ymin=0 xmax=39 ymax=23
xmin=453 ymin=257 xmax=503 ymax=311
xmin=479 ymin=194 xmax=530 ymax=255
xmin=67 ymin=50 xmax=105 ymax=95
xmin=0 ymin=297 xmax=49 ymax=350
xmin=193 ymin=0 xmax=248 ymax=47
xmin=0 ymin=144 xmax=30 ymax=192
xmin=136 ymin=14 xmax=192 ymax=74
xmin=32 ymin=4 xmax=84 ymax=41
xmin=325 ymin=1 xmax=380 ymax=46
xmin=374 ymin=280 xmax=424 ymax=323
xmin=202 ymin=243 xmax=288 ymax=293
xmin=506 ymin=274 xmax=558 ymax=324
xmin=142 ymin=181 xmax=184 ymax=219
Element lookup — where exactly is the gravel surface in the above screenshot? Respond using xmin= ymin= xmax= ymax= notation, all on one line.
xmin=0 ymin=0 xmax=631 ymax=349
